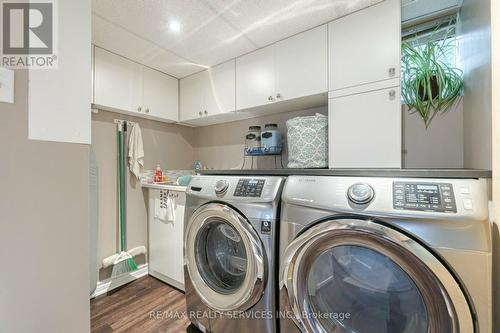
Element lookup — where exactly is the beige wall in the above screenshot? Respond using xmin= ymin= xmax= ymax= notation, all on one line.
xmin=490 ymin=0 xmax=499 ymax=328
xmin=91 ymin=110 xmax=196 ymax=280
xmin=403 ymin=101 xmax=464 ymax=168
xmin=459 ymin=0 xmax=492 ymax=170
xmin=0 ymin=71 xmax=90 ymax=332
xmin=194 ymin=106 xmax=328 ymax=170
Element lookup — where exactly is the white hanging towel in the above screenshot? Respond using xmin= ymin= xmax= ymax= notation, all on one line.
xmin=166 ymin=196 xmax=175 ymax=222
xmin=128 ymin=123 xmax=144 ymax=179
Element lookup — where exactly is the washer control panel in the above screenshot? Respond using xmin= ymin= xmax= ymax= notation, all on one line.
xmin=393 ymin=182 xmax=457 ymax=213
xmin=234 ymin=179 xmax=265 ymax=197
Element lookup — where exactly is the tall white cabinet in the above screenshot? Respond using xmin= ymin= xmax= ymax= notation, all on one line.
xmin=328 ymin=0 xmax=402 ymax=168
xmin=148 ymin=188 xmax=186 ymax=291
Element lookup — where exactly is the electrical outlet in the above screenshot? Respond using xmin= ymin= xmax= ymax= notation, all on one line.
xmin=0 ymin=68 xmax=14 ymax=104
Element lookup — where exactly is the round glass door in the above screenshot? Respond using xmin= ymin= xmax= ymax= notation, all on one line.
xmin=195 ymin=218 xmax=248 ymax=294
xmin=307 ymin=245 xmax=427 ymax=332
xmin=185 ymin=203 xmax=266 ymax=312
xmin=281 ymin=219 xmax=474 ymax=333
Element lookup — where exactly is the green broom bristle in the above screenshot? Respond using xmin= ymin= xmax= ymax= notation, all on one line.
xmin=127 ymin=258 xmax=138 ymax=272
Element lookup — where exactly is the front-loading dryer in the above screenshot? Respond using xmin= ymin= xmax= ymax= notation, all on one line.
xmin=279 ymin=176 xmax=492 ymax=333
xmin=184 ymin=175 xmax=284 ymax=333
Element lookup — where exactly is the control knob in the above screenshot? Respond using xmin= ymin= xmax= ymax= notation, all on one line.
xmin=215 ymin=180 xmax=229 ymax=197
xmin=347 ymin=183 xmax=374 ymax=205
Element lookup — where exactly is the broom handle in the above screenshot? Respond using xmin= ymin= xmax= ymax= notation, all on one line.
xmin=122 ymin=122 xmax=128 ymax=250
xmin=118 ymin=124 xmax=126 ymax=252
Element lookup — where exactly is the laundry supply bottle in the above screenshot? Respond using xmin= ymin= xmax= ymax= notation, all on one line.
xmin=154 ymin=164 xmax=163 ymax=183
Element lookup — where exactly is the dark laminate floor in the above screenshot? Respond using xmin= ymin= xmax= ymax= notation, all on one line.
xmin=91 ymin=276 xmax=196 ymax=333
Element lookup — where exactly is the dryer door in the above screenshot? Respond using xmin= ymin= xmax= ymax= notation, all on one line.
xmin=280 ymin=218 xmax=474 ymax=333
xmin=185 ymin=203 xmax=266 ymax=312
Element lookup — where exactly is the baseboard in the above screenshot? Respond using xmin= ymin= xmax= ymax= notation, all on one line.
xmin=90 ymin=264 xmax=148 ymax=299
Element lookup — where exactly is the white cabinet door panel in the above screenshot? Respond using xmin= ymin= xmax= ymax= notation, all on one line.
xmin=142 ymin=67 xmax=178 ymax=121
xmin=236 ymin=45 xmax=275 ymax=110
xmin=275 ymin=25 xmax=328 ymax=101
xmin=180 ymin=71 xmax=205 ymax=122
xmin=329 ymin=87 xmax=402 ymax=168
xmin=329 ymin=0 xmax=401 ymax=91
xmin=205 ymin=60 xmax=236 ymax=115
xmin=94 ymin=47 xmax=142 ymax=113
xmin=148 ymin=190 xmax=185 ymax=290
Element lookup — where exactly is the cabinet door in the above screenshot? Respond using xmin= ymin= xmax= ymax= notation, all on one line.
xmin=94 ymin=47 xmax=142 ymax=113
xmin=142 ymin=67 xmax=179 ymax=121
xmin=329 ymin=87 xmax=402 ymax=168
xmin=329 ymin=0 xmax=401 ymax=92
xmin=204 ymin=60 xmax=236 ymax=115
xmin=236 ymin=45 xmax=275 ymax=110
xmin=179 ymin=71 xmax=205 ymax=121
xmin=148 ymin=190 xmax=185 ymax=290
xmin=275 ymin=25 xmax=328 ymax=101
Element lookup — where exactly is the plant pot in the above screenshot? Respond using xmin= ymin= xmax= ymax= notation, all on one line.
xmin=417 ymin=76 xmax=439 ymax=101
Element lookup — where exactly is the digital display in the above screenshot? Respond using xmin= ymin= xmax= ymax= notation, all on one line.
xmin=417 ymin=185 xmax=439 ymax=191
xmin=393 ymin=182 xmax=456 ymax=213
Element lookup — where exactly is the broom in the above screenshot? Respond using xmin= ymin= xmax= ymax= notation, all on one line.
xmin=102 ymin=121 xmax=144 ymax=276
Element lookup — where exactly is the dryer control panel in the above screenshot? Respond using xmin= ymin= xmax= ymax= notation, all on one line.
xmin=393 ymin=182 xmax=457 ymax=213
xmin=234 ymin=179 xmax=265 ymax=197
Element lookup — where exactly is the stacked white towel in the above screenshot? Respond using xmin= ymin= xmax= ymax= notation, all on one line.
xmin=128 ymin=123 xmax=144 ymax=179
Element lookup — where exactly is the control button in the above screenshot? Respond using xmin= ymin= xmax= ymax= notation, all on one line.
xmin=215 ymin=180 xmax=229 ymax=197
xmin=460 ymin=187 xmax=471 ymax=195
xmin=462 ymin=198 xmax=473 ymax=210
xmin=444 ymin=198 xmax=452 ymax=203
xmin=347 ymin=183 xmax=374 ymax=205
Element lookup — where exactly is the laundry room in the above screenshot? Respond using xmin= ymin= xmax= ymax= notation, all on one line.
xmin=0 ymin=0 xmax=499 ymax=333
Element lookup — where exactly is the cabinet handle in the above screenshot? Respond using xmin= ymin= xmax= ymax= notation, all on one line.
xmin=389 ymin=90 xmax=396 ymax=100
xmin=137 ymin=106 xmax=142 ymax=112
xmin=276 ymin=93 xmax=282 ymax=100
xmin=204 ymin=110 xmax=208 ymax=115
xmin=388 ymin=67 xmax=396 ymax=77
xmin=268 ymin=95 xmax=274 ymax=101
xmin=145 ymin=108 xmax=150 ymax=113
xmin=198 ymin=111 xmax=202 ymax=116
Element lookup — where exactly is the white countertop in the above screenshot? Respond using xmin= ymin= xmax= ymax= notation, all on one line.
xmin=141 ymin=183 xmax=187 ymax=192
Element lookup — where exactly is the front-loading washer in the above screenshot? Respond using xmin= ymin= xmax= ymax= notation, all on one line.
xmin=184 ymin=175 xmax=284 ymax=333
xmin=279 ymin=175 xmax=492 ymax=333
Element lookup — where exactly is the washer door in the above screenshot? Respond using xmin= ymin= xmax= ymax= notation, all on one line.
xmin=186 ymin=203 xmax=266 ymax=312
xmin=280 ymin=219 xmax=474 ymax=333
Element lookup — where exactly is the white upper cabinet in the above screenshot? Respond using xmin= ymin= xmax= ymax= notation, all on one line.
xmin=180 ymin=60 xmax=236 ymax=122
xmin=236 ymin=45 xmax=276 ymax=110
xmin=94 ymin=47 xmax=142 ymax=113
xmin=205 ymin=60 xmax=236 ymax=115
xmin=94 ymin=47 xmax=179 ymax=122
xmin=142 ymin=67 xmax=178 ymax=121
xmin=329 ymin=86 xmax=402 ymax=168
xmin=275 ymin=25 xmax=328 ymax=101
xmin=236 ymin=24 xmax=328 ymax=111
xmin=180 ymin=71 xmax=205 ymax=121
xmin=329 ymin=0 xmax=401 ymax=92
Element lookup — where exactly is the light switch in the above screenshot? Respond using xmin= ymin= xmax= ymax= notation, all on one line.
xmin=0 ymin=68 xmax=15 ymax=104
